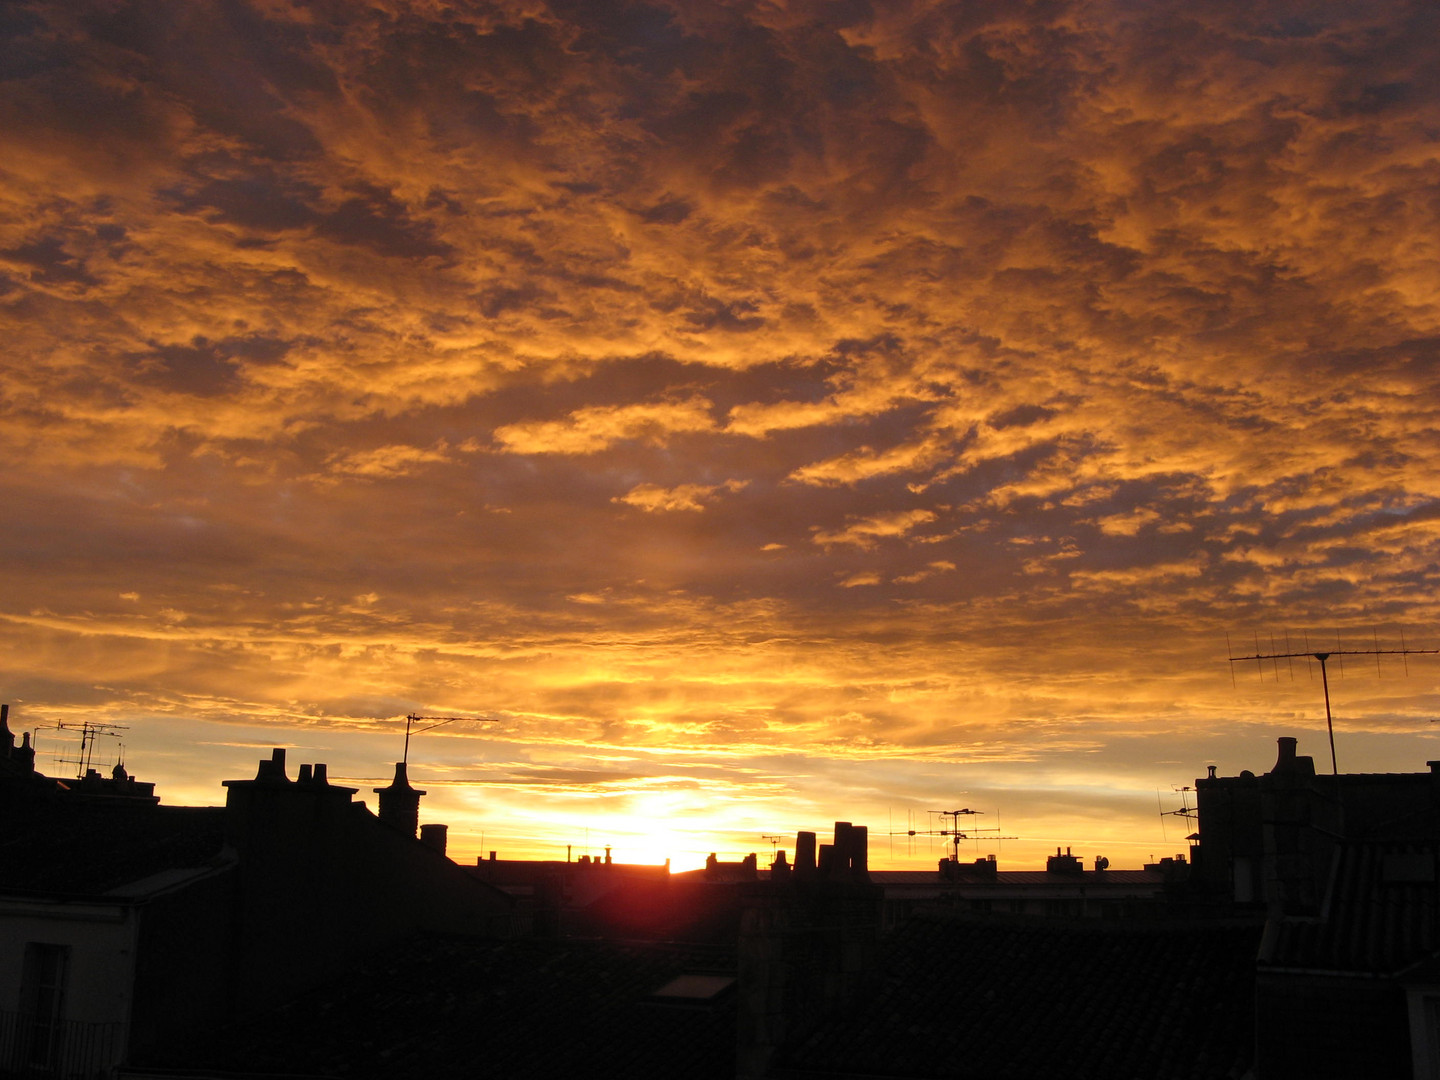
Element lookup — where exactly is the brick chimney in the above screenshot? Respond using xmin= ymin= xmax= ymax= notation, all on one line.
xmin=374 ymin=762 xmax=425 ymax=837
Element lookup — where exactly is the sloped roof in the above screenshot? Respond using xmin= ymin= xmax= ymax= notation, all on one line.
xmin=145 ymin=934 xmax=738 ymax=1079
xmin=777 ymin=912 xmax=1263 ymax=1080
xmin=1261 ymin=840 xmax=1440 ymax=976
xmin=0 ymin=801 xmax=227 ymax=895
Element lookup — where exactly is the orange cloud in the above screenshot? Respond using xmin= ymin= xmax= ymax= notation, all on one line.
xmin=493 ymin=395 xmax=717 ymax=455
xmin=614 ymin=480 xmax=747 ymax=513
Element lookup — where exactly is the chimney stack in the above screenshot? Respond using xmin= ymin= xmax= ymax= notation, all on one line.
xmin=255 ymin=747 xmax=289 ymax=784
xmin=419 ymin=823 xmax=448 ymax=856
xmin=374 ymin=762 xmax=426 ymax=837
xmin=794 ymin=830 xmax=817 ymax=879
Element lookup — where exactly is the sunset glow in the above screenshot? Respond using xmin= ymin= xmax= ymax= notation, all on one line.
xmin=4 ymin=0 xmax=1440 ymax=871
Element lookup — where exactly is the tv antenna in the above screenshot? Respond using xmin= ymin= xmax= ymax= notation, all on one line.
xmin=1157 ymin=786 xmax=1197 ymax=844
xmin=761 ymin=835 xmax=784 ymax=856
xmin=1227 ymin=629 xmax=1439 ymax=775
xmin=889 ymin=808 xmax=1017 ymax=862
xmin=51 ymin=721 xmax=128 ymax=779
xmin=401 ymin=713 xmax=496 ymax=765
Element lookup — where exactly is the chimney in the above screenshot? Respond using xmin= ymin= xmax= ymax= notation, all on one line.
xmin=1273 ymin=737 xmax=1298 ymax=774
xmin=1046 ymin=846 xmax=1084 ymax=875
xmin=830 ymin=821 xmax=854 ymax=879
xmin=255 ymin=748 xmax=289 ymax=784
xmin=1269 ymin=736 xmax=1315 ymax=778
xmin=1 ymin=703 xmax=12 ymax=754
xmin=851 ymin=825 xmax=869 ymax=879
xmin=419 ymin=823 xmax=448 ymax=856
xmin=374 ymin=762 xmax=426 ymax=837
xmin=816 ymin=843 xmax=835 ymax=876
xmin=794 ymin=831 xmax=817 ymax=879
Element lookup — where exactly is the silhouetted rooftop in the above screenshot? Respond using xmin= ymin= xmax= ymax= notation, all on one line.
xmin=0 ymin=801 xmax=227 ymax=895
xmin=143 ymin=934 xmax=737 ymax=1079
xmin=1263 ymin=839 xmax=1440 ymax=975
xmin=865 ymin=868 xmax=1166 ymax=886
xmin=776 ymin=911 xmax=1263 ymax=1080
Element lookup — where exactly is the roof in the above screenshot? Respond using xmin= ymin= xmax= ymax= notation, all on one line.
xmin=1261 ymin=840 xmax=1440 ymax=976
xmin=142 ymin=934 xmax=738 ymax=1079
xmin=776 ymin=912 xmax=1263 ymax=1080
xmin=0 ymin=801 xmax=228 ymax=896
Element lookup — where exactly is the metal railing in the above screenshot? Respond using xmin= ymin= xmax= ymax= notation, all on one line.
xmin=0 ymin=1008 xmax=124 ymax=1079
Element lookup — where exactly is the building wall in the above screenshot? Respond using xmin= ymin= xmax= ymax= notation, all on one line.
xmin=0 ymin=898 xmax=138 ymax=1029
xmin=129 ymin=867 xmax=238 ymax=1057
xmin=0 ymin=897 xmax=139 ymax=1075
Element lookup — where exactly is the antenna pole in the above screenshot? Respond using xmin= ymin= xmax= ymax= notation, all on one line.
xmin=401 ymin=713 xmax=496 ymax=766
xmin=1228 ymin=634 xmax=1437 ymax=776
xmin=1318 ymin=653 xmax=1336 ymax=775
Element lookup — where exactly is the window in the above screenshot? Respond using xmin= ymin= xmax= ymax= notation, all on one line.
xmin=20 ymin=942 xmax=69 ymax=1068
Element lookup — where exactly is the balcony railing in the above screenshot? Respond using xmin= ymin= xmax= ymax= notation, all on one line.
xmin=0 ymin=1008 xmax=124 ymax=1079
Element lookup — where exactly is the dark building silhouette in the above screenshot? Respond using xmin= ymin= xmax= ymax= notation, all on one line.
xmin=0 ymin=716 xmax=513 ymax=1077
xmin=1190 ymin=736 xmax=1440 ymax=1079
xmin=9 ymin=704 xmax=1440 ymax=1080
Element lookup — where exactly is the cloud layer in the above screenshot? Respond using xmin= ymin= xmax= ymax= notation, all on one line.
xmin=3 ymin=0 xmax=1439 ymax=867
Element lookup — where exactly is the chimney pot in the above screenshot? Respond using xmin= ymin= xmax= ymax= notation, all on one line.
xmin=297 ymin=763 xmax=313 ymax=783
xmin=313 ymin=763 xmax=328 ymax=785
xmin=851 ymin=825 xmax=869 ymax=879
xmin=833 ymin=822 xmax=854 ymax=878
xmin=255 ymin=748 xmax=289 ymax=783
xmin=817 ymin=843 xmax=835 ymax=876
xmin=420 ymin=823 xmax=448 ymax=856
xmin=795 ymin=831 xmax=817 ymax=878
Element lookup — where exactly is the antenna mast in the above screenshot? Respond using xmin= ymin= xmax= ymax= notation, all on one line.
xmin=1228 ymin=631 xmax=1438 ymax=774
xmin=52 ymin=721 xmax=128 ymax=779
xmin=888 ymin=808 xmax=1018 ymax=860
xmin=1158 ymin=786 xmax=1197 ymax=844
xmin=401 ymin=713 xmax=496 ymax=765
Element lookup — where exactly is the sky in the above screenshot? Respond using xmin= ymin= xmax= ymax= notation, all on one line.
xmin=3 ymin=0 xmax=1439 ymax=872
